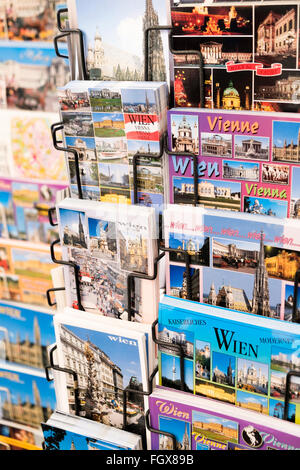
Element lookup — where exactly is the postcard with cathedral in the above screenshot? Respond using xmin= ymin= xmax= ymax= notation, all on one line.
xmin=56 ymin=198 xmax=159 ymax=323
xmin=158 ymin=294 xmax=300 ymax=425
xmin=168 ymin=1 xmax=300 ymax=112
xmin=168 ymin=108 xmax=300 ymax=220
xmin=149 ymin=388 xmax=300 ymax=450
xmin=164 ymin=204 xmax=300 ymax=323
xmin=0 ymin=300 xmax=55 ymax=372
xmin=53 ymin=311 xmax=149 ymax=448
xmin=67 ymin=0 xmax=170 ymax=83
xmin=0 ymin=363 xmax=56 ymax=430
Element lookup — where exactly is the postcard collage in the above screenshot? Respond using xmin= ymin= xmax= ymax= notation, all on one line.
xmin=164 ymin=203 xmax=300 ymax=324
xmin=158 ymin=296 xmax=300 ymax=427
xmin=170 ymin=1 xmax=300 ymax=113
xmin=58 ymin=82 xmax=168 ymax=211
xmin=150 ymin=390 xmax=300 ymax=450
xmin=57 ymin=198 xmax=158 ymax=323
xmin=0 ymin=299 xmax=57 ymax=450
xmin=169 ymin=108 xmax=300 ymax=221
xmin=0 ymin=0 xmax=69 ymax=114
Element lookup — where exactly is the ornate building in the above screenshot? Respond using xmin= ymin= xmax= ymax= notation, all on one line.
xmin=237 ymin=362 xmax=268 ymax=391
xmin=87 ymin=28 xmax=105 ymax=79
xmin=215 ymin=80 xmax=250 ymax=111
xmin=223 ymin=162 xmax=259 ymax=181
xmin=172 ymin=115 xmax=199 ymax=154
xmin=158 ymin=327 xmax=194 ymax=358
xmin=202 ymin=134 xmax=231 ymax=156
xmin=257 ymin=9 xmax=296 ymax=57
xmin=273 ymin=126 xmax=300 ymax=162
xmin=207 ymin=283 xmax=251 ymax=312
xmin=200 ymin=41 xmax=252 ymax=65
xmin=63 ymin=212 xmax=87 ymax=249
xmin=193 ymin=419 xmax=238 ymax=440
xmin=257 ymin=75 xmax=300 ymax=102
xmin=1 ymin=379 xmax=52 ymax=428
xmin=212 ymin=359 xmax=234 ymax=386
xmin=2 ymin=317 xmax=47 ymax=369
xmin=251 ymin=232 xmax=271 ymax=316
xmin=170 ymin=267 xmax=200 ymax=302
xmin=68 ymin=138 xmax=97 ymax=162
xmin=235 ymin=138 xmax=269 ymax=160
xmin=213 ymin=240 xmax=258 ymax=264
xmin=59 ymin=324 xmax=123 ymax=415
xmin=264 ymin=249 xmax=300 ymax=282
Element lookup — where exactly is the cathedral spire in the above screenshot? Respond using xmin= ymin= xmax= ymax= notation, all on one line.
xmin=252 ymin=231 xmax=271 ymax=317
xmin=34 ymin=317 xmax=41 ymax=346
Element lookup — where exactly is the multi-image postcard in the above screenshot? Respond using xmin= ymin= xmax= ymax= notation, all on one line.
xmin=58 ymin=81 xmax=168 ymax=212
xmin=56 ymin=198 xmax=159 ymax=323
xmin=168 ymin=108 xmax=300 ymax=220
xmin=0 ymin=0 xmax=67 ymax=42
xmin=149 ymin=387 xmax=300 ymax=450
xmin=0 ymin=238 xmax=60 ymax=308
xmin=0 ymin=41 xmax=69 ymax=113
xmin=164 ymin=204 xmax=300 ymax=322
xmin=158 ymin=294 xmax=300 ymax=425
xmin=0 ymin=176 xmax=67 ymax=243
xmin=168 ymin=0 xmax=300 ymax=113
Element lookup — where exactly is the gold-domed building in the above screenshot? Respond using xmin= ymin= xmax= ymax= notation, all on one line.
xmin=222 ymin=80 xmax=241 ymax=110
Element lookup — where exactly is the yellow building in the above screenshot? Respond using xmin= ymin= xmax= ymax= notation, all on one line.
xmin=264 ymin=250 xmax=300 ymax=281
xmin=94 ymin=119 xmax=124 ymax=130
xmin=195 ymin=381 xmax=235 ymax=404
xmin=193 ymin=421 xmax=237 ymax=440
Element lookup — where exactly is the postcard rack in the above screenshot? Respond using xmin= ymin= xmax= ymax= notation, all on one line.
xmin=45 ymin=7 xmax=300 ymax=450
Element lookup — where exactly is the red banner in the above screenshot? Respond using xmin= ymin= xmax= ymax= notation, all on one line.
xmin=226 ymin=61 xmax=282 ymax=76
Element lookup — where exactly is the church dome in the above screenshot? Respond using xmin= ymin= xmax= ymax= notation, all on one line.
xmin=178 ymin=116 xmax=191 ymax=131
xmin=223 ymin=81 xmax=240 ymax=98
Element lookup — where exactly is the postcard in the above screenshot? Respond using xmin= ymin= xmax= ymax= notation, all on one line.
xmin=169 ymin=1 xmax=300 ymax=113
xmin=0 ymin=364 xmax=56 ymax=429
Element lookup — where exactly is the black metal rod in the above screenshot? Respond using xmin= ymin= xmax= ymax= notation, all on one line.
xmin=50 ymin=239 xmax=85 ymax=311
xmin=45 ymin=343 xmax=81 ymax=416
xmin=54 ymin=8 xmax=89 ymax=80
xmin=51 ymin=122 xmax=83 ymax=200
xmin=284 ymin=370 xmax=300 ymax=420
xmin=48 ymin=207 xmax=58 ymax=227
xmin=293 ymin=269 xmax=300 ymax=322
xmin=145 ymin=410 xmax=177 ymax=450
xmin=46 ymin=287 xmax=65 ymax=307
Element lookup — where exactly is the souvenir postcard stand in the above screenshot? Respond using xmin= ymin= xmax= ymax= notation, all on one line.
xmin=44 ymin=7 xmax=300 ymax=450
